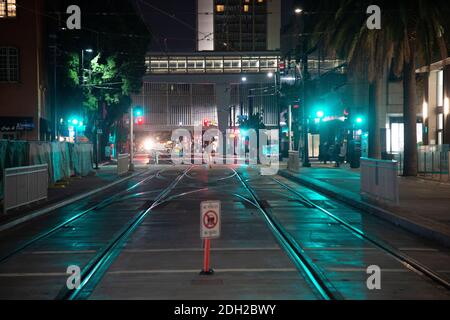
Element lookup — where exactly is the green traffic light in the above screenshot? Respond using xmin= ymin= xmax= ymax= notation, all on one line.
xmin=356 ymin=117 xmax=364 ymax=124
xmin=316 ymin=110 xmax=325 ymax=119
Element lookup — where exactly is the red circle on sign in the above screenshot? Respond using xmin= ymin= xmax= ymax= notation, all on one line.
xmin=203 ymin=211 xmax=218 ymax=229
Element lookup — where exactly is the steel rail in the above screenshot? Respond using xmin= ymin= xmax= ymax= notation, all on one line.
xmin=0 ymin=169 xmax=159 ymax=264
xmin=271 ymin=177 xmax=450 ymax=291
xmin=58 ymin=166 xmax=194 ymax=300
xmin=231 ymin=168 xmax=339 ymax=300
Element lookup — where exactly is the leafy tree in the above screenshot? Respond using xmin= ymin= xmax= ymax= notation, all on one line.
xmin=50 ymin=0 xmax=151 ymax=158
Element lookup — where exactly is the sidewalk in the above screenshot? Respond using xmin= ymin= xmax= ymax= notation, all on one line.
xmin=0 ymin=164 xmax=147 ymax=229
xmin=279 ymin=162 xmax=450 ymax=247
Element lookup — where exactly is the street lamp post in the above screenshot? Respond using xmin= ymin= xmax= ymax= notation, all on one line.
xmin=129 ymin=106 xmax=135 ymax=172
xmin=269 ymin=72 xmax=283 ymax=161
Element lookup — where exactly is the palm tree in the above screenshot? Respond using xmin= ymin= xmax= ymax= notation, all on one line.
xmin=316 ymin=0 xmax=449 ymax=176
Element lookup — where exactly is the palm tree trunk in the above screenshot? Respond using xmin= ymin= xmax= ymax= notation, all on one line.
xmin=368 ymin=78 xmax=382 ymax=159
xmin=403 ymin=42 xmax=418 ymax=176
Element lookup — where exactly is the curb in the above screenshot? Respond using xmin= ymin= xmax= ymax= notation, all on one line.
xmin=279 ymin=170 xmax=450 ymax=248
xmin=0 ymin=170 xmax=144 ymax=233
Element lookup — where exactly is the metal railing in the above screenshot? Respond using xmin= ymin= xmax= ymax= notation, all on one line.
xmin=360 ymin=158 xmax=399 ymax=204
xmin=3 ymin=164 xmax=48 ymax=214
xmin=389 ymin=145 xmax=450 ymax=182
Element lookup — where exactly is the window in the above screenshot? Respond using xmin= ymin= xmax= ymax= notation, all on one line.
xmin=216 ymin=5 xmax=224 ymax=13
xmin=0 ymin=47 xmax=19 ymax=82
xmin=257 ymin=0 xmax=264 ymax=3
xmin=0 ymin=0 xmax=16 ymax=18
xmin=244 ymin=5 xmax=249 ymax=12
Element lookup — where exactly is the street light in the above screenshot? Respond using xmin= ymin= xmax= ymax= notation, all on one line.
xmin=241 ymin=76 xmax=247 ymax=82
xmin=295 ymin=8 xmax=303 ymax=14
xmin=267 ymin=72 xmax=274 ymax=78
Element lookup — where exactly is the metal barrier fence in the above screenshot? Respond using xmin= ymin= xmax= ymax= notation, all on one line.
xmin=287 ymin=151 xmax=300 ymax=172
xmin=3 ymin=164 xmax=48 ymax=214
xmin=360 ymin=158 xmax=399 ymax=204
xmin=389 ymin=145 xmax=450 ymax=182
xmin=117 ymin=154 xmax=130 ymax=176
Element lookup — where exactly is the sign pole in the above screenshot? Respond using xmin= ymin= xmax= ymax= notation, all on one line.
xmin=200 ymin=201 xmax=221 ymax=276
xmin=200 ymin=239 xmax=214 ymax=275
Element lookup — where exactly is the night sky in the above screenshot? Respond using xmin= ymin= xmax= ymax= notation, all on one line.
xmin=133 ymin=0 xmax=197 ymax=52
xmin=133 ymin=0 xmax=295 ymax=53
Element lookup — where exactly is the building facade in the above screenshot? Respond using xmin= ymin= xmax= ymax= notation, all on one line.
xmin=132 ymin=0 xmax=282 ymax=145
xmin=197 ymin=0 xmax=280 ymax=52
xmin=0 ymin=0 xmax=51 ymax=141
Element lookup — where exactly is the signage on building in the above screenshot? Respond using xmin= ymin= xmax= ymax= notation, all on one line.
xmin=0 ymin=117 xmax=35 ymax=132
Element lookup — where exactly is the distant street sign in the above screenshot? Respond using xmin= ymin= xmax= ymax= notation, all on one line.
xmin=200 ymin=201 xmax=221 ymax=239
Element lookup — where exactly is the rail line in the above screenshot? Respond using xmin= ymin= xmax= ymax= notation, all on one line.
xmin=270 ymin=176 xmax=450 ymax=291
xmin=0 ymin=169 xmax=161 ymax=264
xmin=57 ymin=165 xmax=194 ymax=300
xmin=231 ymin=167 xmax=340 ymax=300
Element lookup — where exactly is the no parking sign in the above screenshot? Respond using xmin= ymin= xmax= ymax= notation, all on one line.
xmin=200 ymin=201 xmax=221 ymax=239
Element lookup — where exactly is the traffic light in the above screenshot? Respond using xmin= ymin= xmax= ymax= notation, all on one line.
xmin=355 ymin=116 xmax=364 ymax=125
xmin=203 ymin=119 xmax=209 ymax=127
xmin=137 ymin=116 xmax=144 ymax=125
xmin=134 ymin=106 xmax=144 ymax=117
xmin=316 ymin=110 xmax=325 ymax=119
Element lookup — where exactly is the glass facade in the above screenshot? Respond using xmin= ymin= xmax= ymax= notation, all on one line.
xmin=145 ymin=54 xmax=279 ymax=74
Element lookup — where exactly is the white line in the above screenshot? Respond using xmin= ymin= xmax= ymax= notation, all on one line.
xmin=30 ymin=250 xmax=97 ymax=255
xmin=122 ymin=247 xmax=281 ymax=253
xmin=1 ymin=269 xmax=448 ymax=278
xmin=398 ymin=248 xmax=440 ymax=252
xmin=305 ymin=247 xmax=439 ymax=252
xmin=0 ymin=273 xmax=67 ymax=277
xmin=327 ymin=268 xmax=409 ymax=273
xmin=108 ymin=268 xmax=298 ymax=275
xmin=305 ymin=247 xmax=377 ymax=251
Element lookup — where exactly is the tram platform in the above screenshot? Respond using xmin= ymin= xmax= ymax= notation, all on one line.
xmin=280 ymin=162 xmax=450 ymax=247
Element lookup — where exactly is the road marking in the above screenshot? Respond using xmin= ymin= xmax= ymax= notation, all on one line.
xmin=108 ymin=268 xmax=298 ymax=275
xmin=304 ymin=247 xmax=439 ymax=252
xmin=122 ymin=247 xmax=281 ymax=253
xmin=0 ymin=272 xmax=67 ymax=277
xmin=1 ymin=268 xmax=449 ymax=278
xmin=327 ymin=268 xmax=409 ymax=273
xmin=30 ymin=250 xmax=97 ymax=255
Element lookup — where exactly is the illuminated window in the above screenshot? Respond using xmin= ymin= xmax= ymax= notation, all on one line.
xmin=0 ymin=0 xmax=16 ymax=18
xmin=216 ymin=5 xmax=224 ymax=12
xmin=244 ymin=4 xmax=249 ymax=12
xmin=257 ymin=0 xmax=264 ymax=3
xmin=0 ymin=47 xmax=19 ymax=82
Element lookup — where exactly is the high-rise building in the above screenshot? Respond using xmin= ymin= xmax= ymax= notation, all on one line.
xmin=197 ymin=0 xmax=280 ymax=52
xmin=132 ymin=0 xmax=282 ymax=150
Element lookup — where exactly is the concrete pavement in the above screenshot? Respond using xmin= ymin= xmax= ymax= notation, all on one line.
xmin=0 ymin=164 xmax=148 ymax=230
xmin=280 ymin=162 xmax=450 ymax=247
